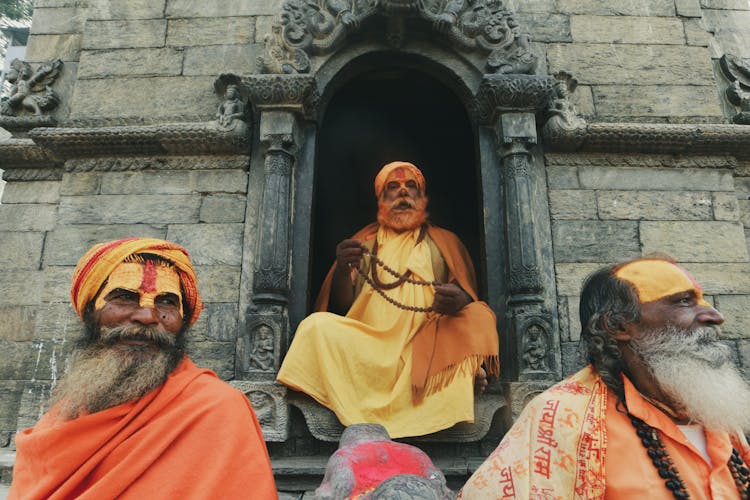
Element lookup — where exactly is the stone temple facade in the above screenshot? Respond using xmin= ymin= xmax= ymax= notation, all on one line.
xmin=1 ymin=0 xmax=749 ymax=494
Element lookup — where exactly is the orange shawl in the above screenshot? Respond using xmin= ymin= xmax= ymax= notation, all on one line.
xmin=10 ymin=358 xmax=277 ymax=500
xmin=314 ymin=222 xmax=499 ymax=400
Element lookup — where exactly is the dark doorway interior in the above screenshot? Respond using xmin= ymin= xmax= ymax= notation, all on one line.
xmin=310 ymin=67 xmax=481 ymax=310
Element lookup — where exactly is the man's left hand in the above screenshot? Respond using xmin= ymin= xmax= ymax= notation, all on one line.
xmin=432 ymin=282 xmax=472 ymax=315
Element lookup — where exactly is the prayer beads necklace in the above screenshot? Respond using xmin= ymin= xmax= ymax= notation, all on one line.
xmin=629 ymin=413 xmax=750 ymax=499
xmin=353 ymin=227 xmax=440 ymax=313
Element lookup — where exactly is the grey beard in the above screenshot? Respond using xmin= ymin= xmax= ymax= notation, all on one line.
xmin=49 ymin=325 xmax=184 ymax=421
xmin=630 ymin=325 xmax=750 ymax=434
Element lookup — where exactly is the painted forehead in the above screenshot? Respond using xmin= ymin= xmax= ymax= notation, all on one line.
xmin=386 ymin=167 xmax=418 ymax=184
xmin=94 ymin=260 xmax=183 ymax=311
xmin=614 ymin=259 xmax=708 ymax=305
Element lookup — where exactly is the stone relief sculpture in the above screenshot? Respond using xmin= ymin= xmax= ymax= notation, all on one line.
xmin=720 ymin=54 xmax=750 ymax=125
xmin=1 ymin=59 xmax=63 ymax=117
xmin=257 ymin=0 xmax=536 ymax=75
xmin=216 ymin=84 xmax=247 ymax=128
xmin=521 ymin=323 xmax=549 ymax=372
xmin=246 ymin=390 xmax=276 ymax=426
xmin=249 ymin=323 xmax=276 ymax=371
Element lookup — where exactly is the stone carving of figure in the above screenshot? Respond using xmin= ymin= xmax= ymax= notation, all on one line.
xmin=1 ymin=59 xmax=63 ymax=116
xmin=249 ymin=324 xmax=275 ymax=371
xmin=522 ymin=324 xmax=549 ymax=371
xmin=216 ymin=84 xmax=246 ymax=128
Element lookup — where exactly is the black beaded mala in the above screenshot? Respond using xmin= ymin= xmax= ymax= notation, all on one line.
xmin=352 ymin=229 xmax=439 ymax=313
xmin=629 ymin=413 xmax=750 ymax=499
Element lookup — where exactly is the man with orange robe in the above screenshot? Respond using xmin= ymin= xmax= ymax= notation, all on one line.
xmin=277 ymin=161 xmax=499 ymax=438
xmin=459 ymin=257 xmax=750 ymax=499
xmin=9 ymin=238 xmax=277 ymax=499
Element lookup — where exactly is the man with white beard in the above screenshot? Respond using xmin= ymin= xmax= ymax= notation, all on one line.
xmin=9 ymin=238 xmax=277 ymax=499
xmin=459 ymin=257 xmax=750 ymax=499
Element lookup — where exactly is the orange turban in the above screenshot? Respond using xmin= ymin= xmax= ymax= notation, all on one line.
xmin=374 ymin=161 xmax=426 ymax=198
xmin=71 ymin=238 xmax=204 ymax=326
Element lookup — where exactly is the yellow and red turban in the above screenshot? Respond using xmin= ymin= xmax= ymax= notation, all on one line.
xmin=374 ymin=161 xmax=426 ymax=198
xmin=71 ymin=238 xmax=204 ymax=326
xmin=614 ymin=258 xmax=710 ymax=306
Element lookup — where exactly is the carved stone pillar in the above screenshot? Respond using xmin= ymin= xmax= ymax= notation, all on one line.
xmin=234 ymin=75 xmax=317 ymax=440
xmin=474 ymin=75 xmax=559 ymax=385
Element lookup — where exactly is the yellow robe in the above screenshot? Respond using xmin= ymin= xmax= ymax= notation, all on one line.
xmin=277 ymin=226 xmax=478 ymax=438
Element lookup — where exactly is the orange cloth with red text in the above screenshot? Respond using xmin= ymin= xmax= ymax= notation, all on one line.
xmin=9 ymin=358 xmax=277 ymax=500
xmin=458 ymin=366 xmax=750 ymax=499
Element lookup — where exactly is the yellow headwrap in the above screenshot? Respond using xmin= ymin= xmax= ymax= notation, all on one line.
xmin=614 ymin=258 xmax=710 ymax=306
xmin=70 ymin=238 xmax=204 ymax=326
xmin=373 ymin=161 xmax=426 ymax=198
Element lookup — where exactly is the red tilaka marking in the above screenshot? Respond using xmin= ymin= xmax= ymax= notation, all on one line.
xmin=141 ymin=260 xmax=158 ymax=292
xmin=393 ymin=167 xmax=407 ymax=179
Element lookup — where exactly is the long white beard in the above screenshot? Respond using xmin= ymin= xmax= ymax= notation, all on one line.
xmin=630 ymin=325 xmax=750 ymax=434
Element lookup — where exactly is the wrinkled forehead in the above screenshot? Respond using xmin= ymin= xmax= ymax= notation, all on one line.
xmin=614 ymin=259 xmax=707 ymax=305
xmin=385 ymin=166 xmax=418 ymax=184
xmin=102 ymin=261 xmax=182 ymax=296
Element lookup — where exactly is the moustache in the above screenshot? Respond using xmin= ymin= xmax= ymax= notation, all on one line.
xmin=98 ymin=325 xmax=177 ymax=349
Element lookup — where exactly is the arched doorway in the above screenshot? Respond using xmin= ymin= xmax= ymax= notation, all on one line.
xmin=309 ymin=65 xmax=483 ymax=310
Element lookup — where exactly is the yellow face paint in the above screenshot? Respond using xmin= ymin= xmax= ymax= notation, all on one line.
xmin=614 ymin=259 xmax=710 ymax=306
xmin=94 ymin=261 xmax=183 ymax=316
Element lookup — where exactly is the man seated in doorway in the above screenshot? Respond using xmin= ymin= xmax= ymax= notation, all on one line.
xmin=277 ymin=161 xmax=499 ymax=438
xmin=458 ymin=257 xmax=750 ymax=499
xmin=9 ymin=238 xmax=277 ymax=499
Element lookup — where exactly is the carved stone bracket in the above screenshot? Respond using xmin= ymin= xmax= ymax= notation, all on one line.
xmin=229 ymin=381 xmax=289 ymax=441
xmin=257 ymin=0 xmax=537 ymax=75
xmin=719 ymin=54 xmax=750 ymax=125
xmin=26 ymin=122 xmax=251 ymax=158
xmin=473 ymin=74 xmax=557 ymax=125
xmin=241 ymin=74 xmax=318 ymax=119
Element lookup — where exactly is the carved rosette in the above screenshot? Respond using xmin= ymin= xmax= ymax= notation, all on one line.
xmin=473 ymin=74 xmax=557 ymax=125
xmin=257 ymin=0 xmax=536 ymax=75
xmin=229 ymin=381 xmax=289 ymax=441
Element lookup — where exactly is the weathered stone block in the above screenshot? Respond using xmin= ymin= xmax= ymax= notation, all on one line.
xmin=33 ymin=304 xmax=83 ymax=342
xmin=30 ymin=7 xmax=85 ymax=34
xmin=200 ymin=194 xmax=246 ymax=223
xmin=548 ymin=190 xmax=597 ymax=220
xmin=552 ymin=221 xmax=640 ymax=262
xmin=87 ymin=0 xmax=167 ymax=20
xmin=60 ymin=172 xmax=100 ymax=196
xmin=515 ymin=13 xmax=571 ymax=42
xmin=167 ymin=17 xmax=255 ymax=46
xmin=44 ymin=225 xmax=167 ymax=266
xmin=545 ymin=166 xmax=579 ymax=188
xmin=255 ymin=15 xmax=275 ymax=43
xmin=192 ymin=170 xmax=249 ymax=194
xmin=182 ymin=44 xmax=263 ymax=75
xmin=571 ymin=85 xmax=595 ymax=116
xmin=597 ymin=190 xmax=713 ymax=220
xmin=82 ymin=20 xmax=167 ymax=49
xmin=683 ymin=19 xmax=710 ymax=47
xmin=557 ymin=0 xmax=675 ymax=16
xmin=166 ymin=0 xmax=282 ymax=18
xmin=194 ymin=265 xmax=241 ymax=302
xmin=69 ymin=76 xmax=216 ymax=119
xmin=571 ymin=16 xmax=685 ymax=44
xmin=16 ymin=381 xmax=54 ymax=432
xmin=1 ymin=181 xmax=60 ymax=204
xmin=713 ymin=192 xmax=739 ymax=221
xmin=41 ymin=266 xmax=76 ymax=304
xmin=579 ymin=166 xmax=733 ymax=191
xmin=0 ymin=307 xmax=37 ymax=342
xmin=0 ymin=381 xmax=24 ymax=433
xmin=78 ymin=47 xmax=183 ymax=79
xmin=25 ymin=34 xmax=83 ymax=62
xmin=0 ymin=340 xmax=67 ymax=380
xmin=58 ymin=195 xmax=201 ymax=224
xmin=739 ymin=200 xmax=750 ymax=228
xmin=548 ymin=44 xmax=714 ymax=85
xmin=689 ymin=263 xmax=750 ymax=294
xmin=507 ymin=0 xmax=557 ymax=13
xmin=739 ymin=339 xmax=750 ymax=376
xmin=641 ymin=221 xmax=749 ymax=262
xmin=676 ymin=0 xmax=703 ymax=16
xmin=555 ymin=263 xmax=603 ymax=296
xmin=201 ymin=302 xmax=239 ymax=342
xmin=561 ymin=342 xmax=586 ymax=377
xmin=100 ymin=171 xmax=194 ymax=195
xmin=715 ymin=295 xmax=750 ymax=339
xmin=557 ymin=295 xmax=582 ymax=342
xmin=0 ymin=232 xmax=44 ymax=269
xmin=0 ymin=205 xmax=57 ymax=232
xmin=34 ymin=0 xmax=86 ymax=6
xmin=592 ymin=85 xmax=722 ymax=118
xmin=166 ymin=224 xmax=244 ymax=265
xmin=185 ymin=339 xmax=234 ymax=379
xmin=701 ymin=0 xmax=750 ymax=10
xmin=0 ymin=271 xmax=45 ymax=307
